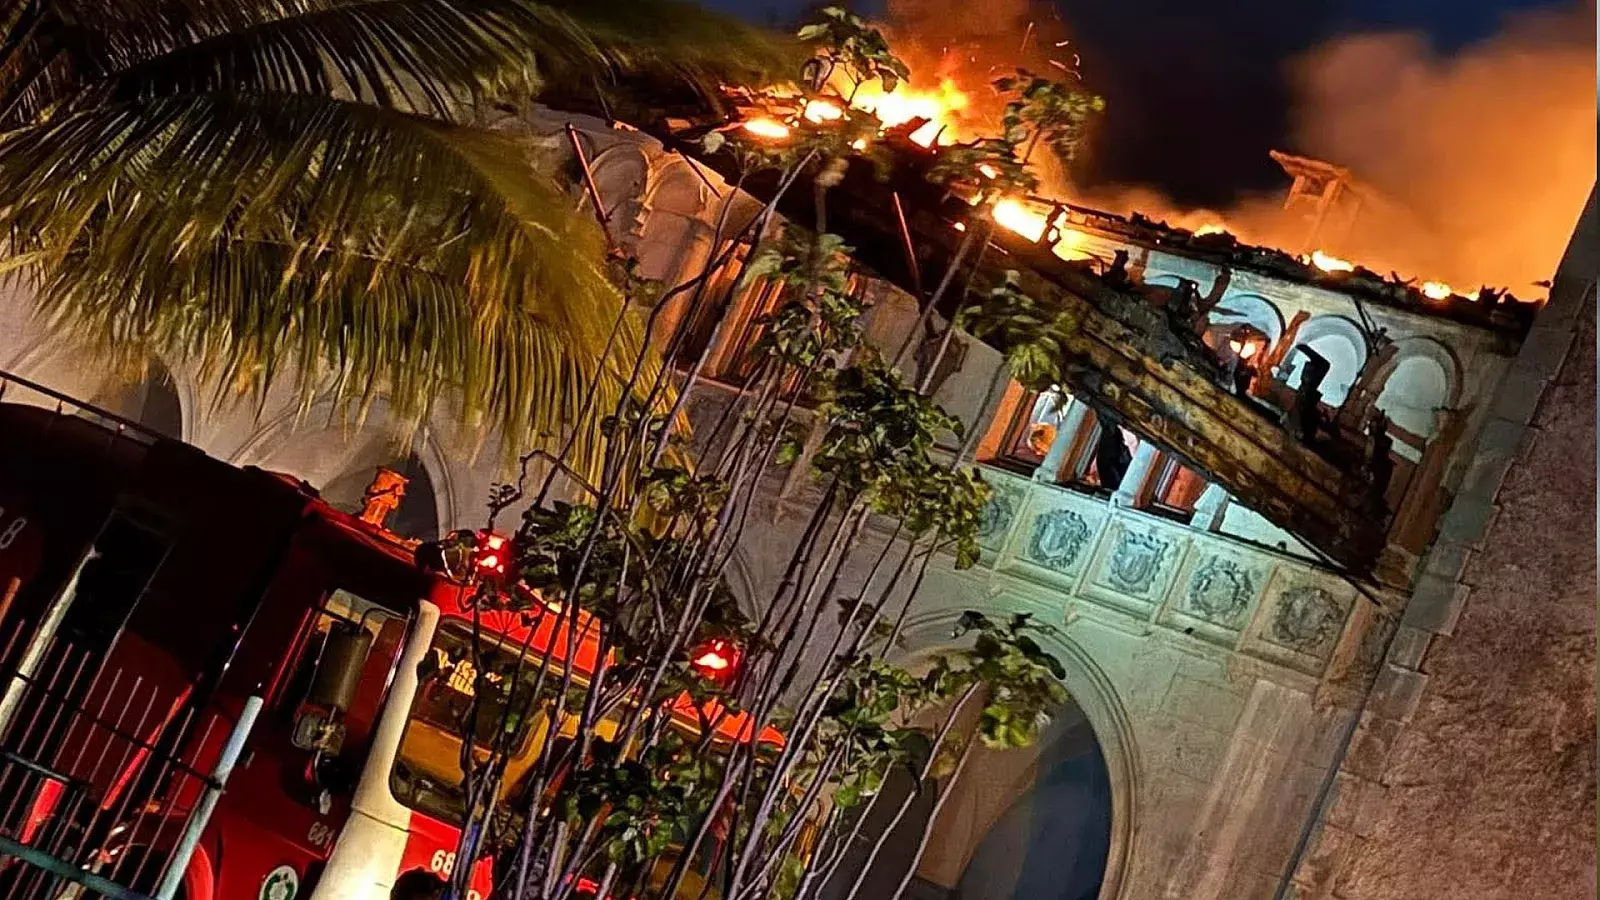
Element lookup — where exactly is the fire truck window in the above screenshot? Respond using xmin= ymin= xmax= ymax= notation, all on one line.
xmin=58 ymin=510 xmax=170 ymax=653
xmin=280 ymin=589 xmax=399 ymax=714
xmin=391 ymin=621 xmax=563 ymax=823
xmin=409 ymin=622 xmax=547 ymax=749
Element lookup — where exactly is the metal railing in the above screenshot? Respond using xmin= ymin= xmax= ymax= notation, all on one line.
xmin=0 ymin=615 xmax=259 ymax=899
xmin=0 ymin=369 xmax=166 ymax=448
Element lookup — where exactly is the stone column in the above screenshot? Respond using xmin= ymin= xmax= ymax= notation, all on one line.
xmin=1189 ymin=482 xmax=1230 ymax=531
xmin=1112 ymin=440 xmax=1160 ymax=507
xmin=654 ymin=218 xmax=716 ymax=352
xmin=1032 ymin=400 xmax=1091 ymax=483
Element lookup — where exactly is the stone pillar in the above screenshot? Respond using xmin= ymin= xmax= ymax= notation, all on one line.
xmin=1032 ymin=400 xmax=1090 ymax=483
xmin=1189 ymin=482 xmax=1230 ymax=531
xmin=1112 ymin=440 xmax=1160 ymax=507
xmin=654 ymin=218 xmax=716 ymax=352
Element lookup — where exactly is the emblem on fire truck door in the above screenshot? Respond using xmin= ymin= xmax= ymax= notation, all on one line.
xmin=261 ymin=865 xmax=299 ymax=900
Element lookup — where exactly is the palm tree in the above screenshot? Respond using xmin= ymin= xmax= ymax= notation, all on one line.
xmin=0 ymin=0 xmax=789 ymax=472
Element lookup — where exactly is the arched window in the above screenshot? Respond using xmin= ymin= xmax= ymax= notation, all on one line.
xmin=1281 ymin=317 xmax=1368 ymax=407
xmin=1208 ymin=293 xmax=1286 ymax=344
xmin=82 ymin=360 xmax=182 ymax=439
xmin=1376 ymin=355 xmax=1452 ymax=443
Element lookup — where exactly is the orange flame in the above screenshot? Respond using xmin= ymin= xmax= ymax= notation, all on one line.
xmin=1194 ymin=223 xmax=1228 ymax=237
xmin=993 ymin=198 xmax=1049 ymax=242
xmin=742 ymin=118 xmax=791 ymax=140
xmin=992 ymin=198 xmax=1095 ymax=263
xmin=1308 ymin=249 xmax=1355 ymax=273
xmin=1420 ymin=281 xmax=1453 ymax=300
xmin=803 ymin=99 xmax=843 ymax=123
xmin=847 ymin=77 xmax=970 ymax=147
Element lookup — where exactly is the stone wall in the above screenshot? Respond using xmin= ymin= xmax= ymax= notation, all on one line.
xmin=886 ymin=470 xmax=1391 ymax=900
xmin=1293 ymin=188 xmax=1597 ymax=900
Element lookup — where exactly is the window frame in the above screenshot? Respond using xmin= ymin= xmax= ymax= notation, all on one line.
xmin=990 ymin=385 xmax=1079 ymax=474
xmin=1142 ymin=454 xmax=1207 ymax=522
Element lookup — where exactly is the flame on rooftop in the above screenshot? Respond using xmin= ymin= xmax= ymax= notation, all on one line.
xmin=1420 ymin=281 xmax=1454 ymax=300
xmin=846 ymin=77 xmax=969 ymax=147
xmin=1308 ymin=249 xmax=1355 ymax=273
xmin=742 ymin=117 xmax=791 ymax=140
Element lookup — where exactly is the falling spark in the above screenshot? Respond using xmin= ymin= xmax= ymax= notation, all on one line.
xmin=742 ymin=118 xmax=790 ymax=140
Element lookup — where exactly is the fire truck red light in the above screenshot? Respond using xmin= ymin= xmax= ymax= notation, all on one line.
xmin=693 ymin=651 xmax=730 ymax=671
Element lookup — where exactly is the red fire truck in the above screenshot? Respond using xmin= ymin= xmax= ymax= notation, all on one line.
xmin=0 ymin=376 xmax=776 ymax=900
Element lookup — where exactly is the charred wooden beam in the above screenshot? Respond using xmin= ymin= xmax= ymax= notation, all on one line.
xmin=636 ymin=122 xmax=1386 ymax=573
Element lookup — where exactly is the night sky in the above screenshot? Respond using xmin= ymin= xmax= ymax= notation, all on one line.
xmin=700 ymin=0 xmax=1581 ymax=207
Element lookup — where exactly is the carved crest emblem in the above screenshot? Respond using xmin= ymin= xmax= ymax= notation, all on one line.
xmin=1104 ymin=530 xmax=1169 ymax=595
xmin=1025 ymin=509 xmax=1092 ymax=573
xmin=1185 ymin=557 xmax=1255 ymax=627
xmin=1270 ymin=585 xmax=1346 ymax=655
xmin=978 ymin=482 xmax=1021 ymax=543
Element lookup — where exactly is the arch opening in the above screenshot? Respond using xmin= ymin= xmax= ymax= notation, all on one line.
xmin=320 ymin=453 xmax=440 ymax=541
xmin=822 ymin=616 xmax=1132 ymax=900
xmin=81 ymin=360 xmax=182 ymax=439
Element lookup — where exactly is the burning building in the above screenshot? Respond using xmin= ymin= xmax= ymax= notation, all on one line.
xmin=0 ymin=53 xmax=1587 ymax=900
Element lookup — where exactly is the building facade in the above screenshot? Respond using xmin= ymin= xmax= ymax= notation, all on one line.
xmin=0 ymin=111 xmax=1586 ymax=900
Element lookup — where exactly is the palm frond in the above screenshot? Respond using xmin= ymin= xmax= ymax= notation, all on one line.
xmin=0 ymin=0 xmax=763 ymax=468
xmin=22 ymin=1 xmax=795 ymax=120
xmin=542 ymin=0 xmax=803 ymax=89
xmin=0 ymin=90 xmax=643 ymax=471
xmin=82 ymin=0 xmax=597 ymax=118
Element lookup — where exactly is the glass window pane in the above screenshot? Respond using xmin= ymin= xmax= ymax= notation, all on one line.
xmin=1155 ymin=461 xmax=1207 ymax=513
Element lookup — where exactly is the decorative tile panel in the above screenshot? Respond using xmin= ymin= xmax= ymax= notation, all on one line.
xmin=1181 ymin=556 xmax=1257 ymax=630
xmin=999 ymin=488 xmax=1110 ymax=589
xmin=1103 ymin=528 xmax=1174 ymax=596
xmin=1265 ymin=583 xmax=1350 ymax=658
xmin=1023 ymin=507 xmax=1094 ymax=572
xmin=1155 ymin=548 xmax=1271 ymax=648
xmin=976 ymin=472 xmax=1028 ymax=555
xmin=1242 ymin=569 xmax=1359 ymax=675
xmin=1081 ymin=520 xmax=1186 ymax=617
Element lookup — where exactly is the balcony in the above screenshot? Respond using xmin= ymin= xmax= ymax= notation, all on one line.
xmin=961 ymin=465 xmax=1396 ymax=684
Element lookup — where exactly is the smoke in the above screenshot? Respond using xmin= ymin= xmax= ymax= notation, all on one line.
xmin=1284 ymin=3 xmax=1595 ymax=291
xmin=879 ymin=0 xmax=1595 ymax=293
